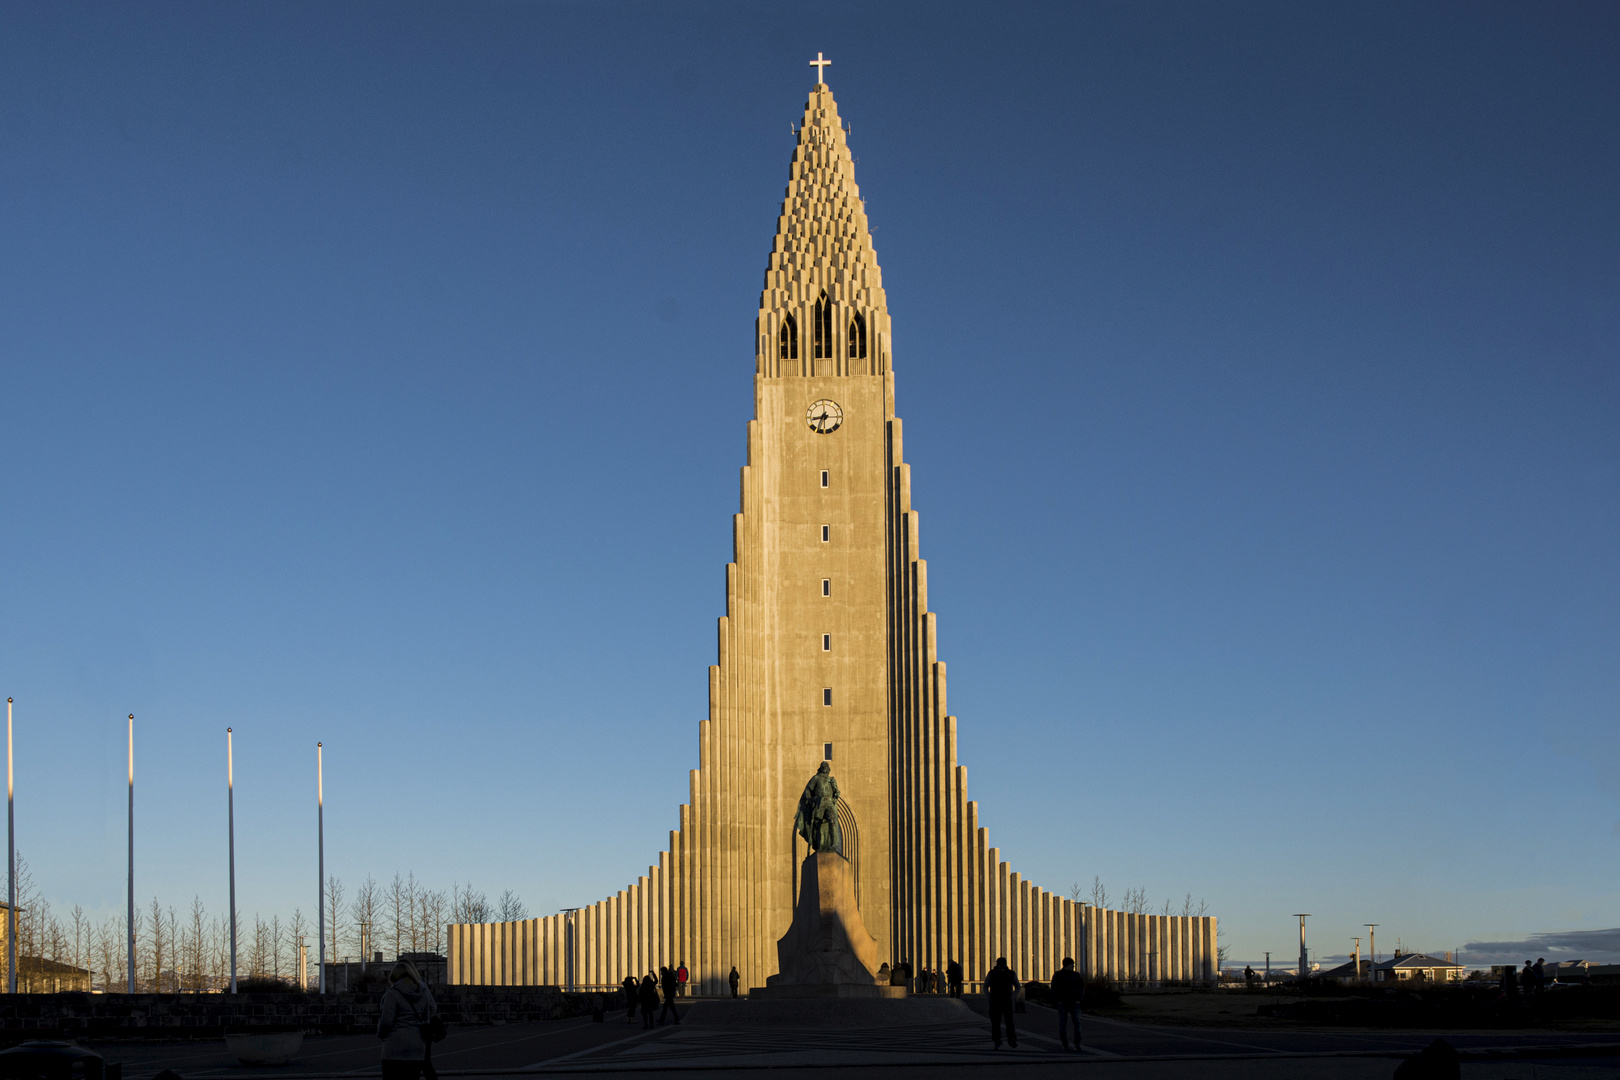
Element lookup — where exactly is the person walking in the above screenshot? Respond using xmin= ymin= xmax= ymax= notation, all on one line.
xmin=983 ymin=957 xmax=1020 ymax=1049
xmin=659 ymin=965 xmax=682 ymax=1025
xmin=676 ymin=961 xmax=689 ymax=997
xmin=728 ymin=966 xmax=741 ymax=998
xmin=376 ymin=959 xmax=440 ymax=1080
xmin=947 ymin=959 xmax=963 ymax=998
xmin=622 ymin=974 xmax=640 ymax=1023
xmin=1532 ymin=958 xmax=1547 ymax=1000
xmin=1050 ymin=957 xmax=1084 ymax=1050
xmin=639 ymin=973 xmax=659 ymax=1028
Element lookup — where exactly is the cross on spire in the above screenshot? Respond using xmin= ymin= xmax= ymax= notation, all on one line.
xmin=809 ymin=52 xmax=831 ymax=85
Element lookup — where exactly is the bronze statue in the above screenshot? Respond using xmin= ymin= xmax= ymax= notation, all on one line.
xmin=794 ymin=762 xmax=843 ymax=856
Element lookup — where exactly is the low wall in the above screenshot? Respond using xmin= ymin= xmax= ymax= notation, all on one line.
xmin=0 ymin=986 xmax=605 ymax=1043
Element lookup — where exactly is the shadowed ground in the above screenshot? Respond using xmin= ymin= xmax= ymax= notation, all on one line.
xmin=84 ymin=995 xmax=1620 ymax=1079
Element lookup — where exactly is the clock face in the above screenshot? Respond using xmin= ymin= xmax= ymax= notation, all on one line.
xmin=807 ymin=399 xmax=844 ymax=434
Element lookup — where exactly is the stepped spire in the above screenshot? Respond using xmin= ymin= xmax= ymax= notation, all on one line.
xmin=756 ymin=84 xmax=891 ymax=377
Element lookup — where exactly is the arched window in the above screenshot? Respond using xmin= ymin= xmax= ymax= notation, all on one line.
xmin=848 ymin=312 xmax=867 ymax=360
xmin=812 ymin=291 xmax=833 ymax=359
xmin=778 ymin=315 xmax=798 ymax=361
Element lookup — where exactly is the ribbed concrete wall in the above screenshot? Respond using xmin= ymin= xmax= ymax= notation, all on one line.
xmin=448 ymin=905 xmax=1217 ymax=989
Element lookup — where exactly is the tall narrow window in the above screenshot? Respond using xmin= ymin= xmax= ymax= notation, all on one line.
xmin=812 ymin=291 xmax=833 ymax=359
xmin=778 ymin=315 xmax=798 ymax=361
xmin=823 ymin=688 xmax=832 ymax=707
xmin=821 ymin=579 xmax=830 ymax=597
xmin=821 ymin=525 xmax=830 ymax=542
xmin=823 ymin=742 xmax=833 ymax=760
xmin=848 ymin=312 xmax=867 ymax=360
xmin=822 ymin=634 xmax=831 ymax=651
xmin=820 ymin=470 xmax=829 ymax=488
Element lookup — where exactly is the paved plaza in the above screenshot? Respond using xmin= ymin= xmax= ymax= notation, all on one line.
xmin=87 ymin=996 xmax=1620 ymax=1079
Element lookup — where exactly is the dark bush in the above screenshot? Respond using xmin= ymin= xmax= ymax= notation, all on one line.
xmin=234 ymin=976 xmax=302 ymax=994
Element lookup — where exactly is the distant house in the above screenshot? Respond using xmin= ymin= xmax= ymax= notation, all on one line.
xmin=1316 ymin=959 xmax=1372 ymax=983
xmin=1374 ymin=951 xmax=1464 ymax=983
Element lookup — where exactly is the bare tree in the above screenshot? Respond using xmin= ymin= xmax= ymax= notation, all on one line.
xmin=1181 ymin=893 xmax=1195 ymax=917
xmin=271 ymin=914 xmax=285 ymax=979
xmin=288 ymin=909 xmax=308 ymax=990
xmin=147 ymin=897 xmax=168 ymax=992
xmin=386 ymin=874 xmax=409 ymax=959
xmin=496 ymin=890 xmax=529 ymax=923
xmin=325 ymin=875 xmax=346 ymax=963
xmin=1089 ymin=876 xmax=1109 ymax=911
xmin=70 ymin=905 xmax=88 ymax=978
xmin=418 ymin=888 xmax=447 ymax=955
xmin=351 ymin=877 xmax=381 ymax=964
xmin=250 ymin=915 xmax=269 ymax=978
xmin=452 ymin=883 xmax=490 ymax=925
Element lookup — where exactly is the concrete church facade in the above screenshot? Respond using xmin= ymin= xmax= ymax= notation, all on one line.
xmin=448 ymin=78 xmax=1217 ymax=993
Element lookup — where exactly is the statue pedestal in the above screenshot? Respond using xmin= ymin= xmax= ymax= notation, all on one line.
xmin=753 ymin=851 xmax=906 ymax=999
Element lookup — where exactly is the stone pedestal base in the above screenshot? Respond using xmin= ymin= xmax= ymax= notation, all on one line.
xmin=750 ymin=982 xmax=907 ymax=999
xmin=757 ymin=851 xmax=899 ymax=1000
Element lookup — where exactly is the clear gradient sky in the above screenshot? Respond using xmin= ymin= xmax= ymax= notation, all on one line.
xmin=2 ymin=1 xmax=1616 ymax=971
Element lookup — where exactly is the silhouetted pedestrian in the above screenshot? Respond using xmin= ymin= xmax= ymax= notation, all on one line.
xmin=1050 ymin=957 xmax=1084 ymax=1050
xmin=639 ymin=974 xmax=659 ymax=1028
xmin=729 ymin=966 xmax=740 ymax=998
xmin=676 ymin=961 xmax=689 ymax=997
xmin=622 ymin=975 xmax=639 ymax=1023
xmin=919 ymin=965 xmax=932 ymax=994
xmin=1532 ymin=958 xmax=1547 ymax=999
xmin=947 ymin=959 xmax=963 ymax=998
xmin=377 ymin=960 xmax=439 ymax=1080
xmin=1500 ymin=964 xmax=1519 ymax=1003
xmin=900 ymin=958 xmax=914 ymax=992
xmin=660 ymin=965 xmax=682 ymax=1024
xmin=984 ymin=957 xmax=1020 ymax=1049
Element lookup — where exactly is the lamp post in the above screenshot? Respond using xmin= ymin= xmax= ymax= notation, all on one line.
xmin=127 ymin=715 xmax=135 ymax=993
xmin=1366 ymin=925 xmax=1379 ymax=984
xmin=317 ymin=742 xmax=324 ymax=995
xmin=227 ymin=728 xmax=238 ymax=994
xmin=7 ymin=697 xmax=14 ymax=995
xmin=561 ymin=908 xmax=579 ymax=992
xmin=1292 ymin=914 xmax=1311 ymax=979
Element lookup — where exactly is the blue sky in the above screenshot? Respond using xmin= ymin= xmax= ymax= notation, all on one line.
xmin=1 ymin=1 xmax=1616 ymax=971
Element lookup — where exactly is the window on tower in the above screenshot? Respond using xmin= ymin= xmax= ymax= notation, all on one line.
xmin=824 ymin=742 xmax=833 ymax=760
xmin=779 ymin=315 xmax=799 ymax=361
xmin=820 ymin=470 xmax=829 ymax=488
xmin=823 ymin=688 xmax=832 ymax=707
xmin=822 ymin=634 xmax=831 ymax=651
xmin=821 ymin=579 xmax=831 ymax=597
xmin=821 ymin=525 xmax=830 ymax=542
xmin=848 ymin=312 xmax=867 ymax=360
xmin=812 ymin=291 xmax=833 ymax=359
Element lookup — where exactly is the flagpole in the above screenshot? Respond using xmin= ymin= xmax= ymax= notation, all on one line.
xmin=316 ymin=742 xmax=324 ymax=995
xmin=7 ymin=697 xmax=15 ymax=995
xmin=127 ymin=714 xmax=135 ymax=993
xmin=227 ymin=727 xmax=238 ymax=994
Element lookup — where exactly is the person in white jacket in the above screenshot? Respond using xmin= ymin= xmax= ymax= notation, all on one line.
xmin=377 ymin=960 xmax=439 ymax=1080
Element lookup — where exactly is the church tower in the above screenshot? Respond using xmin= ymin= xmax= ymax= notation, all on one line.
xmin=447 ymin=70 xmax=1218 ymax=994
